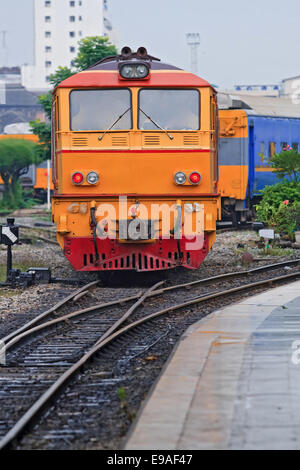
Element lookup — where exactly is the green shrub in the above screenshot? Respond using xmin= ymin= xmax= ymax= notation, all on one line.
xmin=269 ymin=202 xmax=300 ymax=239
xmin=256 ymin=182 xmax=300 ymax=223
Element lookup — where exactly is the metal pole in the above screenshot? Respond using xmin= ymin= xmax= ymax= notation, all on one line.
xmin=186 ymin=33 xmax=200 ymax=75
xmin=47 ymin=159 xmax=51 ymax=211
xmin=6 ymin=245 xmax=12 ymax=279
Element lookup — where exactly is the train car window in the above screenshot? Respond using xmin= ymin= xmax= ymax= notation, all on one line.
xmin=70 ymin=89 xmax=132 ymax=131
xmin=259 ymin=142 xmax=265 ymax=164
xmin=292 ymin=143 xmax=299 ymax=152
xmin=268 ymin=142 xmax=276 ymax=158
xmin=138 ymin=89 xmax=200 ymax=131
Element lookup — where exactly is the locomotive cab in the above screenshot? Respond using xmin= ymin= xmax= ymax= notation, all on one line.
xmin=51 ymin=47 xmax=221 ymax=272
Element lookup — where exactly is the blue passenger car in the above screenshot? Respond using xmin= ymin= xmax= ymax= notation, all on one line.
xmin=249 ymin=115 xmax=300 ymax=197
xmin=218 ymin=93 xmax=300 ymax=222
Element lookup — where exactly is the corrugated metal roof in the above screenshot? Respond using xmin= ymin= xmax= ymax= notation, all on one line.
xmin=218 ymin=91 xmax=300 ymax=118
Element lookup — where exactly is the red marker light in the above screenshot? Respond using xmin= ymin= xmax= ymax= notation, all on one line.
xmin=72 ymin=172 xmax=84 ymax=185
xmin=189 ymin=172 xmax=201 ymax=185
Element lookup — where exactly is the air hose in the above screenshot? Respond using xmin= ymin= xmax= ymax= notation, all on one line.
xmin=90 ymin=206 xmax=100 ymax=262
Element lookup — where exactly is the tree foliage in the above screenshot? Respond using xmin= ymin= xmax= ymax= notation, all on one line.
xmin=30 ymin=120 xmax=52 ymax=161
xmin=269 ymin=148 xmax=300 ymax=182
xmin=49 ymin=66 xmax=74 ymax=88
xmin=0 ymin=139 xmax=38 ymax=208
xmin=73 ymin=36 xmax=117 ymax=71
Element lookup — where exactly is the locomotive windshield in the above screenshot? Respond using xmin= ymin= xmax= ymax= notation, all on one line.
xmin=138 ymin=89 xmax=200 ymax=131
xmin=70 ymin=89 xmax=132 ymax=131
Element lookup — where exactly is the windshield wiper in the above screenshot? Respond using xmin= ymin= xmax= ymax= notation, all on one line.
xmin=98 ymin=106 xmax=131 ymax=141
xmin=139 ymin=107 xmax=174 ymax=140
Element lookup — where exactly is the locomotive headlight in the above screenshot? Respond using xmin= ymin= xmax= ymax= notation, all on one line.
xmin=136 ymin=64 xmax=148 ymax=78
xmin=174 ymin=172 xmax=187 ymax=185
xmin=120 ymin=65 xmax=135 ymax=79
xmin=119 ymin=63 xmax=149 ymax=79
xmin=86 ymin=171 xmax=99 ymax=185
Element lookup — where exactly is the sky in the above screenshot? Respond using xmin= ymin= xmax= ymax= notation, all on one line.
xmin=0 ymin=0 xmax=299 ymax=88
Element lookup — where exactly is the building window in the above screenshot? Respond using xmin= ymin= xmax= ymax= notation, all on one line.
xmin=69 ymin=31 xmax=75 ymax=37
xmin=78 ymin=31 xmax=82 ymax=36
xmin=280 ymin=142 xmax=288 ymax=151
xmin=46 ymin=76 xmax=51 ymax=82
xmin=45 ymin=46 xmax=52 ymax=52
xmin=70 ymin=1 xmax=75 ymax=6
xmin=79 ymin=1 xmax=82 ymax=5
xmin=45 ymin=31 xmax=51 ymax=38
xmin=79 ymin=16 xmax=83 ymax=21
xmin=69 ymin=16 xmax=75 ymax=22
xmin=45 ymin=16 xmax=51 ymax=22
xmin=70 ymin=46 xmax=76 ymax=53
xmin=292 ymin=143 xmax=299 ymax=152
xmin=45 ymin=1 xmax=51 ymax=6
xmin=45 ymin=61 xmax=52 ymax=68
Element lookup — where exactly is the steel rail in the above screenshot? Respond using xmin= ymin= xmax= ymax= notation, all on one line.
xmin=3 ymin=292 xmax=140 ymax=352
xmin=1 ymin=280 xmax=100 ymax=344
xmin=0 ymin=280 xmax=165 ymax=450
xmin=1 ymin=270 xmax=300 ymax=450
xmin=4 ymin=281 xmax=164 ymax=352
xmin=3 ymin=258 xmax=300 ymax=349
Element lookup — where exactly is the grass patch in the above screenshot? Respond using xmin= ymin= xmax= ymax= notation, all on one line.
xmin=0 ymin=261 xmax=47 ymax=282
xmin=259 ymin=247 xmax=294 ymax=257
xmin=0 ymin=288 xmax=21 ymax=297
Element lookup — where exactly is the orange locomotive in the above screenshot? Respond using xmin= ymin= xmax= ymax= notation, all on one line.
xmin=51 ymin=47 xmax=220 ymax=272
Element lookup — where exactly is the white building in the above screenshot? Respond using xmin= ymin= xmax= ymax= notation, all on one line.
xmin=281 ymin=76 xmax=300 ymax=100
xmin=22 ymin=0 xmax=105 ymax=92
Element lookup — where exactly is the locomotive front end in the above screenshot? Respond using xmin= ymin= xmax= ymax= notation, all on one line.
xmin=52 ymin=48 xmax=220 ymax=272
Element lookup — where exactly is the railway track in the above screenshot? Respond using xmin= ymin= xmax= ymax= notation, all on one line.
xmin=17 ymin=224 xmax=57 ymax=246
xmin=1 ymin=259 xmax=300 ymax=450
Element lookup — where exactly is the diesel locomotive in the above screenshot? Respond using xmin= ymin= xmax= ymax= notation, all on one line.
xmin=51 ymin=47 xmax=221 ymax=272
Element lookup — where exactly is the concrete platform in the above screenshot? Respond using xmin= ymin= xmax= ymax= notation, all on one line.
xmin=125 ymin=281 xmax=300 ymax=450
